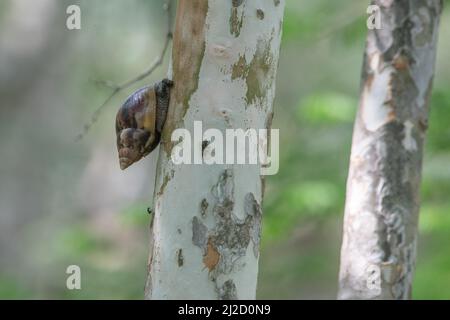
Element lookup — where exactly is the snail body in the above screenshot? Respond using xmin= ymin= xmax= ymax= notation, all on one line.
xmin=116 ymin=79 xmax=173 ymax=170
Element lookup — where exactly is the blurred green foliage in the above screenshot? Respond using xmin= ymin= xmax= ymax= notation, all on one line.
xmin=1 ymin=0 xmax=450 ymax=300
xmin=298 ymin=92 xmax=356 ymax=124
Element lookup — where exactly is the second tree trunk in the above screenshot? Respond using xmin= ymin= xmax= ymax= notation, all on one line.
xmin=339 ymin=0 xmax=443 ymax=299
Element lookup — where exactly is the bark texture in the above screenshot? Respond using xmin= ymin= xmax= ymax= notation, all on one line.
xmin=339 ymin=0 xmax=443 ymax=300
xmin=145 ymin=0 xmax=285 ymax=299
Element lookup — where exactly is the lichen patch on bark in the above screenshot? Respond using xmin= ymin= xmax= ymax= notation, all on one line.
xmin=218 ymin=279 xmax=238 ymax=300
xmin=231 ymin=55 xmax=248 ymax=80
xmin=192 ymin=216 xmax=208 ymax=250
xmin=229 ymin=1 xmax=244 ymax=37
xmin=200 ymin=198 xmax=209 ymax=218
xmin=230 ymin=39 xmax=276 ymax=108
xmin=246 ymin=38 xmax=275 ymax=107
xmin=256 ymin=9 xmax=265 ymax=20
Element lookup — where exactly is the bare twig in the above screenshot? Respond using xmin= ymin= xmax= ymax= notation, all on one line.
xmin=76 ymin=0 xmax=173 ymax=141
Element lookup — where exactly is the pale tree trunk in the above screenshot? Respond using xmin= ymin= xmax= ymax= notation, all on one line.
xmin=338 ymin=0 xmax=443 ymax=300
xmin=145 ymin=0 xmax=285 ymax=299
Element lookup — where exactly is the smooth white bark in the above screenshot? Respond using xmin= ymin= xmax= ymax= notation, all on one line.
xmin=145 ymin=0 xmax=285 ymax=300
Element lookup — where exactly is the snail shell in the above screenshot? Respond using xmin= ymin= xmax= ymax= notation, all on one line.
xmin=116 ymin=79 xmax=173 ymax=170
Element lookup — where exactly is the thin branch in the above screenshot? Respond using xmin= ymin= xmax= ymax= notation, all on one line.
xmin=76 ymin=0 xmax=173 ymax=141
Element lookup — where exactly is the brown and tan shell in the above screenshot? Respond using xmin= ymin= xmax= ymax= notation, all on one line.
xmin=116 ymin=86 xmax=159 ymax=170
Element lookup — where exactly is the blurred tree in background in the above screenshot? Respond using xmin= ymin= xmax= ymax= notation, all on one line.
xmin=0 ymin=0 xmax=449 ymax=299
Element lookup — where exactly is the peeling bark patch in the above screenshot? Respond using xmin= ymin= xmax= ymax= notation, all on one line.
xmin=211 ymin=169 xmax=234 ymax=202
xmin=192 ymin=216 xmax=208 ymax=250
xmin=232 ymin=0 xmax=244 ymax=7
xmin=207 ymin=170 xmax=259 ymax=275
xmin=376 ymin=122 xmax=420 ymax=252
xmin=192 ymin=170 xmax=260 ymax=279
xmin=387 ymin=67 xmax=419 ymax=120
xmin=360 ymin=62 xmax=395 ymax=132
xmin=229 ymin=5 xmax=244 ymax=37
xmin=256 ymin=9 xmax=265 ymax=20
xmin=412 ymin=7 xmax=433 ymax=47
xmin=200 ymin=198 xmax=209 ymax=218
xmin=244 ymin=193 xmax=262 ymax=258
xmin=219 ymin=280 xmax=237 ymax=300
xmin=203 ymin=237 xmax=220 ymax=272
xmin=177 ymin=249 xmax=184 ymax=267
